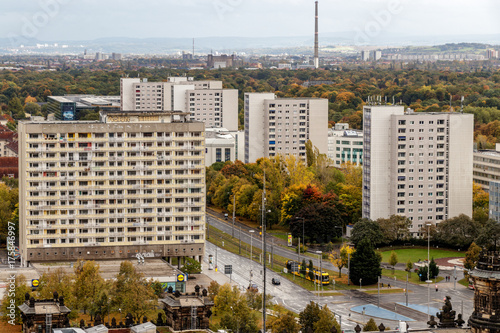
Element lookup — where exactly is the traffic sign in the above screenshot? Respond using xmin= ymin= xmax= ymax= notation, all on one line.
xmin=224 ymin=265 xmax=232 ymax=275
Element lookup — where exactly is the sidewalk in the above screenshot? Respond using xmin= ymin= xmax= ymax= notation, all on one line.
xmin=200 ymin=261 xmax=239 ymax=288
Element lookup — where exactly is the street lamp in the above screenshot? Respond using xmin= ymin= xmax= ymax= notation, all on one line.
xmin=295 ymin=217 xmax=305 ymax=260
xmin=249 ymin=230 xmax=255 ymax=261
xmin=359 ymin=278 xmax=362 ymax=290
xmin=426 ymin=222 xmax=432 ymax=321
xmin=232 ymin=195 xmax=236 ymax=238
xmin=316 ymin=251 xmax=323 ymax=292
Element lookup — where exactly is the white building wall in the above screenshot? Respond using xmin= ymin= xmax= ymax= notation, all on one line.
xmin=120 ymin=78 xmax=140 ymax=110
xmin=244 ymin=93 xmax=274 ymax=163
xmin=308 ymin=99 xmax=329 ymax=156
xmin=448 ymin=113 xmax=474 ymax=218
xmin=362 ymin=106 xmax=405 ymax=220
xmin=221 ymin=89 xmax=239 ymax=131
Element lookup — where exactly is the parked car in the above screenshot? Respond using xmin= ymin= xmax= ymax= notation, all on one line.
xmin=272 ymin=277 xmax=281 ymax=285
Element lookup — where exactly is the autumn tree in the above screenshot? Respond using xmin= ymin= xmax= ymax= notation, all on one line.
xmin=268 ymin=304 xmax=300 ymax=333
xmin=329 ymin=243 xmax=355 ymax=277
xmin=299 ymin=301 xmax=321 ymax=332
xmin=37 ymin=268 xmax=77 ymax=316
xmin=464 ymin=242 xmax=482 ymax=278
xmin=363 ymin=318 xmax=378 ymax=331
xmin=377 ymin=215 xmax=412 ymax=243
xmin=111 ymin=261 xmax=157 ymax=321
xmin=389 ymin=251 xmax=398 ymax=271
xmin=74 ymin=260 xmax=105 ymax=317
xmin=0 ymin=274 xmax=31 ymax=324
xmin=405 ymin=260 xmax=413 ymax=277
xmin=314 ymin=305 xmax=340 ymax=333
xmin=214 ymin=283 xmax=259 ymax=333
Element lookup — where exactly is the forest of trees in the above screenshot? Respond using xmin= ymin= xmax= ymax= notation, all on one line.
xmin=1 ymin=66 xmax=500 ymax=146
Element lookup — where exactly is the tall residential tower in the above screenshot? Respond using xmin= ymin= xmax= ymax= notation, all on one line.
xmin=18 ymin=111 xmax=206 ymax=265
xmin=362 ymin=105 xmax=473 ymax=236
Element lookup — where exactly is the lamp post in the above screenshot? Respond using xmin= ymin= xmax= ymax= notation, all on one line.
xmin=249 ymin=230 xmax=255 ymax=261
xmin=316 ymin=251 xmax=323 ymax=292
xmin=426 ymin=223 xmax=432 ymax=321
xmin=232 ymin=195 xmax=236 ymax=238
xmin=295 ymin=217 xmax=305 ymax=260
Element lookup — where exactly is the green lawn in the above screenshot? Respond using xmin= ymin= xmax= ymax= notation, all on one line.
xmin=381 ymin=268 xmax=444 ymax=284
xmin=379 ymin=248 xmax=465 ymax=264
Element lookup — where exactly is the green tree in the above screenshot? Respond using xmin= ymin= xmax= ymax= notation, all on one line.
xmin=181 ymin=257 xmax=201 ymax=274
xmin=268 ymin=304 xmax=300 ymax=333
xmin=0 ymin=274 xmax=31 ymax=324
xmin=308 ymin=260 xmax=315 ymax=281
xmin=151 ymin=281 xmax=164 ymax=297
xmin=349 ymin=239 xmax=382 ymax=286
xmin=475 ymin=219 xmax=500 ymax=251
xmin=8 ymin=96 xmax=24 ymax=119
xmin=300 ymin=259 xmax=307 ymax=276
xmin=435 ymin=214 xmax=479 ymax=249
xmin=350 ymin=219 xmax=384 ymax=247
xmin=313 ymin=305 xmax=340 ymax=333
xmin=464 ymin=242 xmax=482 ymax=278
xmin=429 ymin=258 xmax=439 ymax=279
xmin=24 ymin=102 xmax=42 ymax=116
xmin=299 ymin=301 xmax=321 ymax=332
xmin=389 ymin=251 xmax=398 ymax=271
xmin=363 ymin=318 xmax=378 ymax=331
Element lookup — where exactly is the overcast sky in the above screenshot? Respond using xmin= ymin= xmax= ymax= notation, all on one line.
xmin=1 ymin=0 xmax=499 ymax=41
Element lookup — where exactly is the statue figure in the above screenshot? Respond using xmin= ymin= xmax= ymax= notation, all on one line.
xmin=378 ymin=323 xmax=386 ymax=332
xmin=456 ymin=314 xmax=465 ymax=327
xmin=125 ymin=313 xmax=134 ymax=327
xmin=436 ymin=296 xmax=457 ymax=328
xmin=427 ymin=315 xmax=437 ymax=328
xmin=94 ymin=314 xmax=102 ymax=326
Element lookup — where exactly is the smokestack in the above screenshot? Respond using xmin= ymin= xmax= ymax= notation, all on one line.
xmin=314 ymin=0 xmax=319 ymax=69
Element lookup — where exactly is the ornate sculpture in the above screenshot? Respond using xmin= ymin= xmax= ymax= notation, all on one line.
xmin=436 ymin=296 xmax=459 ymax=328
xmin=427 ymin=315 xmax=437 ymax=328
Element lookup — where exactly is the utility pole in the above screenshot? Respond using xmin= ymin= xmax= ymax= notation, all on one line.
xmin=406 ymin=274 xmax=409 ymax=306
xmin=262 ymin=171 xmax=267 ymax=333
xmin=347 ymin=252 xmax=351 ymax=285
xmin=377 ymin=276 xmax=380 ymax=308
xmin=232 ymin=195 xmax=235 ymax=238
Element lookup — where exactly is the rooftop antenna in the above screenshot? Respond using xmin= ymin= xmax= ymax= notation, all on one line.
xmin=193 ymin=38 xmax=195 ymax=57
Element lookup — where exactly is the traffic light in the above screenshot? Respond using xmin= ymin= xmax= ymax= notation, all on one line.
xmin=435 ymin=284 xmax=438 ymax=292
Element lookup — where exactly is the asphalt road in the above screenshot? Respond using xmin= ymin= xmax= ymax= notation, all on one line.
xmin=205 ymin=212 xmax=475 ymax=328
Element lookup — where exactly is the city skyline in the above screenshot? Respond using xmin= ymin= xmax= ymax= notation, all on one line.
xmin=1 ymin=0 xmax=499 ymax=42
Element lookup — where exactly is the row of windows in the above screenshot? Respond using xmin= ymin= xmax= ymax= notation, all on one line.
xmin=398 ymin=119 xmax=445 ymax=125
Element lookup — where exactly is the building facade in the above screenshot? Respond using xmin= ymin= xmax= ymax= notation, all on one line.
xmin=362 ymin=105 xmax=473 ymax=236
xmin=468 ymin=251 xmax=500 ymax=333
xmin=18 ymin=111 xmax=205 ymax=265
xmin=244 ymin=93 xmax=328 ymax=164
xmin=205 ymin=128 xmax=244 ymax=166
xmin=327 ymin=123 xmax=363 ymax=166
xmin=473 ymin=145 xmax=500 ymax=192
xmin=120 ymin=77 xmax=238 ymax=131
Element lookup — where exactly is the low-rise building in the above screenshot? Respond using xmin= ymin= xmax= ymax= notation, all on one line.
xmin=473 ymin=144 xmax=500 ymax=192
xmin=327 ymin=123 xmax=363 ymax=166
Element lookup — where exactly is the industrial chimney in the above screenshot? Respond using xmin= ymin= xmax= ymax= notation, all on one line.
xmin=314 ymin=1 xmax=319 ymax=69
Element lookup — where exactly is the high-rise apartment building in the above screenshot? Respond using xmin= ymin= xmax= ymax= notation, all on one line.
xmin=18 ymin=111 xmax=205 ymax=265
xmin=244 ymin=93 xmax=328 ymax=163
xmin=120 ymin=77 xmax=238 ymax=131
xmin=362 ymin=105 xmax=473 ymax=236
